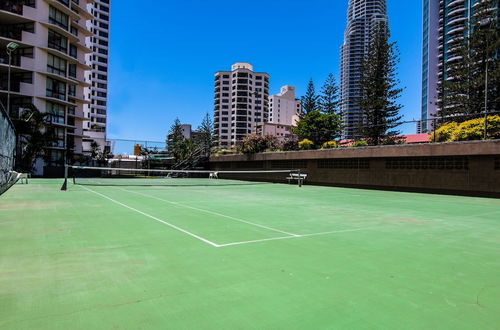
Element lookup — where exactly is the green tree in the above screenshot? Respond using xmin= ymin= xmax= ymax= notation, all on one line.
xmin=292 ymin=111 xmax=343 ymax=146
xmin=167 ymin=118 xmax=185 ymax=161
xmin=90 ymin=141 xmax=100 ymax=159
xmin=358 ymin=22 xmax=403 ymax=145
xmin=195 ymin=112 xmax=214 ymax=155
xmin=12 ymin=104 xmax=56 ymax=172
xmin=438 ymin=0 xmax=500 ymax=119
xmin=300 ymin=79 xmax=319 ymax=116
xmin=319 ymin=73 xmax=340 ymax=115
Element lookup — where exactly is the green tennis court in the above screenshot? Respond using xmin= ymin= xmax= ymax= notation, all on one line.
xmin=1 ymin=179 xmax=500 ymax=329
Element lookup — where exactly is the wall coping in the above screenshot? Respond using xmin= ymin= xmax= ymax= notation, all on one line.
xmin=210 ymin=140 xmax=500 ymax=162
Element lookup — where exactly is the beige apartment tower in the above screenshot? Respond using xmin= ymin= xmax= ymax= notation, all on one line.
xmin=213 ymin=62 xmax=269 ymax=148
xmin=0 ymin=0 xmax=94 ymax=175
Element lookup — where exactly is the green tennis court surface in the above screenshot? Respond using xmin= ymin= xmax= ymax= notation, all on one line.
xmin=1 ymin=179 xmax=499 ymax=329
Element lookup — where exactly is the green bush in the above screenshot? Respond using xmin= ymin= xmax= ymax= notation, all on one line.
xmin=452 ymin=116 xmax=500 ymax=141
xmin=298 ymin=139 xmax=314 ymax=150
xmin=429 ymin=116 xmax=500 ymax=142
xmin=282 ymin=137 xmax=299 ymax=151
xmin=321 ymin=141 xmax=338 ymax=149
xmin=429 ymin=122 xmax=458 ymax=142
xmin=239 ymin=134 xmax=279 ymax=154
xmin=351 ymin=140 xmax=368 ymax=147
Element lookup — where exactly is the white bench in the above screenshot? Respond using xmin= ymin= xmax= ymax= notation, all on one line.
xmin=286 ymin=173 xmax=307 ymax=185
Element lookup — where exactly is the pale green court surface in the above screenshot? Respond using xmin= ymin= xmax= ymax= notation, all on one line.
xmin=1 ymin=179 xmax=499 ymax=329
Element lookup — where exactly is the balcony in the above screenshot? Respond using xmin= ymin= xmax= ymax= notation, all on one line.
xmin=0 ymin=0 xmax=35 ymax=16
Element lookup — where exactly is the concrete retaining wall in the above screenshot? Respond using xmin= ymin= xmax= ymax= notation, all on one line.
xmin=209 ymin=140 xmax=500 ymax=197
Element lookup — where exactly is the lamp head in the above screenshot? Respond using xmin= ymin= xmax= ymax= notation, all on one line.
xmin=7 ymin=42 xmax=19 ymax=51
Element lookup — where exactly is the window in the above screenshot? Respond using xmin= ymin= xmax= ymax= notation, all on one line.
xmin=97 ymin=100 xmax=107 ymax=106
xmin=68 ymin=84 xmax=76 ymax=97
xmin=47 ymin=54 xmax=67 ymax=77
xmin=97 ymin=83 xmax=107 ymax=89
xmin=49 ymin=6 xmax=69 ymax=30
xmin=48 ymin=30 xmax=68 ymax=53
xmin=46 ymin=77 xmax=66 ymax=100
xmin=46 ymin=101 xmax=65 ymax=124
xmin=69 ymin=44 xmax=77 ymax=58
xmin=68 ymin=63 xmax=77 ymax=78
xmin=97 ymin=91 xmax=107 ymax=97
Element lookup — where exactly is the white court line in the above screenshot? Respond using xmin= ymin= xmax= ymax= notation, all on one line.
xmin=122 ymin=189 xmax=300 ymax=237
xmin=80 ymin=185 xmax=220 ymax=247
xmin=217 ymin=227 xmax=374 ymax=247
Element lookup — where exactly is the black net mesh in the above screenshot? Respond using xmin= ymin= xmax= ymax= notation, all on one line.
xmin=0 ymin=102 xmax=16 ymax=192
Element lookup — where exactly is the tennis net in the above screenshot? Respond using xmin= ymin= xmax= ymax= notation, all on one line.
xmin=61 ymin=165 xmax=304 ymax=189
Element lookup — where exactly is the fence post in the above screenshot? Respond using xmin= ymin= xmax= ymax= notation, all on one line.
xmin=61 ymin=163 xmax=68 ymax=191
xmin=433 ymin=118 xmax=437 ymax=143
xmin=484 ymin=115 xmax=488 ymax=140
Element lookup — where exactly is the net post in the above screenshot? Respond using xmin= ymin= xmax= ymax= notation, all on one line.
xmin=298 ymin=169 xmax=302 ymax=188
xmin=61 ymin=163 xmax=68 ymax=191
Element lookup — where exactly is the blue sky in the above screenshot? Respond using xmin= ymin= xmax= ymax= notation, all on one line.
xmin=107 ymin=0 xmax=422 ymax=143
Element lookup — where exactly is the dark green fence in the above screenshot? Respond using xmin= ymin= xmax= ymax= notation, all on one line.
xmin=0 ymin=101 xmax=16 ymax=190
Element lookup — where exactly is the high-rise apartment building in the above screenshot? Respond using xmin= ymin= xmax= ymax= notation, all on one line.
xmin=0 ymin=0 xmax=93 ymax=175
xmin=421 ymin=0 xmax=498 ymax=132
xmin=340 ymin=0 xmax=388 ymax=139
xmin=213 ymin=63 xmax=269 ymax=148
xmin=83 ymin=0 xmax=110 ymax=153
xmin=268 ymin=85 xmax=301 ymax=126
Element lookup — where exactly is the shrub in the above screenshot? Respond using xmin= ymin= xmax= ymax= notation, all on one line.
xmin=282 ymin=137 xmax=299 ymax=151
xmin=429 ymin=116 xmax=500 ymax=142
xmin=298 ymin=139 xmax=314 ymax=150
xmin=321 ymin=141 xmax=338 ymax=149
xmin=452 ymin=116 xmax=500 ymax=141
xmin=429 ymin=122 xmax=458 ymax=142
xmin=239 ymin=134 xmax=279 ymax=154
xmin=351 ymin=140 xmax=368 ymax=147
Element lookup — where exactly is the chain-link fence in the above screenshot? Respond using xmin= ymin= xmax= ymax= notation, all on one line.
xmin=0 ymin=101 xmax=16 ymax=189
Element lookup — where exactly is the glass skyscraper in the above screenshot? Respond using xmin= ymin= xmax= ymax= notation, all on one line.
xmin=340 ymin=0 xmax=388 ymax=139
xmin=421 ymin=0 xmax=498 ymax=132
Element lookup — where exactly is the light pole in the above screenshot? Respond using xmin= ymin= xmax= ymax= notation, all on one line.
xmin=6 ymin=42 xmax=19 ymax=116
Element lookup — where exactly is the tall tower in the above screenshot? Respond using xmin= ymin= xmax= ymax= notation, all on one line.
xmin=213 ymin=63 xmax=270 ymax=148
xmin=421 ymin=0 xmax=498 ymax=132
xmin=421 ymin=0 xmax=440 ymax=132
xmin=340 ymin=0 xmax=388 ymax=139
xmin=83 ymin=0 xmax=111 ymax=154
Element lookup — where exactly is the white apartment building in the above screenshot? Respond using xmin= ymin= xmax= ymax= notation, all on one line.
xmin=0 ymin=0 xmax=93 ymax=175
xmin=213 ymin=62 xmax=269 ymax=148
xmin=83 ymin=0 xmax=110 ymax=153
xmin=268 ymin=85 xmax=300 ymax=126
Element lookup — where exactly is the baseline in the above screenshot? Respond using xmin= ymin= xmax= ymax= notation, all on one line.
xmin=80 ymin=185 xmax=220 ymax=247
xmin=122 ymin=189 xmax=300 ymax=237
